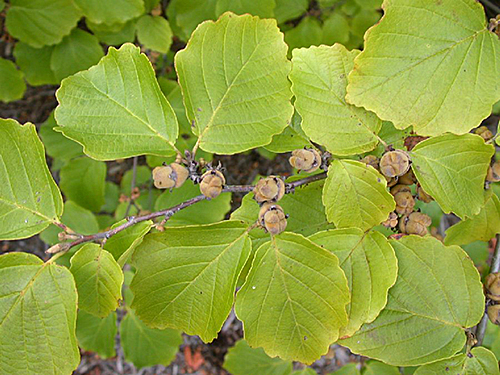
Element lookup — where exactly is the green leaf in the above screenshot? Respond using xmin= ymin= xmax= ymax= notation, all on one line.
xmin=292 ymin=369 xmax=316 ymax=375
xmin=40 ymin=201 xmax=99 ymax=246
xmin=55 ymin=43 xmax=178 ymax=160
xmin=120 ymin=309 xmax=182 ymax=369
xmin=102 ymin=182 xmax=120 ymax=214
xmin=274 ymin=0 xmax=307 ymax=24
xmin=39 ymin=113 xmax=84 ymax=161
xmin=284 ymin=16 xmax=323 ymax=52
xmin=323 ymin=160 xmax=395 ymax=231
xmin=59 ymin=157 xmax=107 ymax=212
xmin=144 ymin=0 xmax=161 ymax=13
xmin=50 ymin=29 xmax=104 ymax=82
xmin=166 ymin=0 xmax=217 ymax=41
xmin=364 ymin=361 xmax=400 ymax=375
xmin=175 ymin=12 xmax=293 ymax=154
xmin=136 ymin=15 xmax=173 ymax=53
xmin=6 ymin=0 xmax=82 ymax=47
xmin=130 ymin=221 xmax=251 ymax=342
xmin=411 ymin=133 xmax=494 ymax=218
xmin=0 ymin=0 xmax=4 ymax=12
xmin=158 ymin=77 xmax=192 ymax=135
xmin=291 ymin=44 xmax=382 ymax=156
xmin=235 ymin=232 xmax=349 ymax=364
xmin=309 ymin=228 xmax=397 ymax=337
xmin=0 ymin=252 xmax=80 ymax=374
xmin=341 ymin=236 xmax=485 ymax=366
xmin=13 ymin=42 xmax=58 ymax=86
xmin=103 ymin=219 xmax=153 ymax=266
xmin=0 ymin=119 xmax=63 ymax=240
xmin=445 ymin=194 xmax=500 ymax=246
xmin=86 ymin=19 xmax=137 ymax=46
xmin=350 ymin=9 xmax=380 ymax=38
xmin=329 ymin=363 xmax=360 ymax=375
xmin=73 ymin=0 xmax=144 ymax=25
xmin=321 ymin=12 xmax=350 ymax=45
xmin=223 ymin=339 xmax=293 ymax=375
xmin=216 ymin=0 xmax=275 ymax=18
xmin=413 ymin=347 xmax=499 ymax=375
xmin=231 ymin=179 xmax=333 ymax=250
xmin=345 ymin=0 xmax=500 ymax=136
xmin=0 ymin=58 xmax=26 ymax=103
xmin=264 ymin=111 xmax=312 ymax=153
xmin=154 ymin=182 xmax=231 ymax=226
xmin=70 ymin=243 xmax=124 ymax=317
xmin=76 ymin=310 xmax=117 ymax=359
xmin=120 ymin=165 xmax=152 ymax=193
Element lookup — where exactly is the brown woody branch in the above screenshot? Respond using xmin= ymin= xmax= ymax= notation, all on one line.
xmin=47 ymin=172 xmax=327 ymax=255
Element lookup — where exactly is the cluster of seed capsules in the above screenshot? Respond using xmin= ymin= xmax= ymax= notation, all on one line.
xmin=486 ymin=272 xmax=500 ymax=326
xmin=362 ymin=150 xmax=434 ymax=236
xmin=476 ymin=126 xmax=500 ymax=184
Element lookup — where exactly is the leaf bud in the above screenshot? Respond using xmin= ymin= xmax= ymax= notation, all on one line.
xmin=486 ymin=272 xmax=500 ymax=302
xmin=394 ymin=191 xmax=415 ymax=215
xmin=487 ymin=304 xmax=500 ymax=325
xmin=254 ymin=176 xmax=285 ymax=203
xmin=379 ymin=150 xmax=411 ymax=178
xmin=382 ymin=212 xmax=398 ymax=228
xmin=398 ymin=170 xmax=416 ymax=185
xmin=258 ymin=203 xmax=287 ymax=236
xmin=200 ymin=169 xmax=225 ymax=199
xmin=361 ymin=155 xmax=379 ymax=170
xmin=474 ymin=126 xmax=493 ymax=141
xmin=153 ymin=163 xmax=189 ymax=189
xmin=289 ymin=148 xmax=321 ymax=172
xmin=399 ymin=212 xmax=431 ymax=236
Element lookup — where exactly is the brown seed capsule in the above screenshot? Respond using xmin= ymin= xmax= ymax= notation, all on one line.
xmin=486 ymin=161 xmax=500 ymax=183
xmin=474 ymin=126 xmax=494 ymax=141
xmin=199 ymin=169 xmax=225 ymax=199
xmin=417 ymin=185 xmax=433 ymax=203
xmin=153 ymin=163 xmax=189 ymax=189
xmin=399 ymin=212 xmax=431 ymax=236
xmin=430 ymin=227 xmax=443 ymax=242
xmin=258 ymin=203 xmax=287 ymax=236
xmin=385 ymin=176 xmax=398 ymax=188
xmin=361 ymin=155 xmax=379 ymax=170
xmin=382 ymin=212 xmax=398 ymax=228
xmin=254 ymin=176 xmax=285 ymax=203
xmin=390 ymin=184 xmax=412 ymax=196
xmin=289 ymin=148 xmax=321 ymax=173
xmin=398 ymin=170 xmax=416 ymax=185
xmin=486 ymin=273 xmax=500 ymax=302
xmin=487 ymin=304 xmax=500 ymax=325
xmin=379 ymin=150 xmax=411 ymax=178
xmin=394 ymin=191 xmax=415 ymax=215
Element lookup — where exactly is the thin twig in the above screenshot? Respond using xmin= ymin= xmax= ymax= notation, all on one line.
xmin=47 ymin=172 xmax=327 ymax=255
xmin=124 ymin=157 xmax=138 ymax=217
xmin=474 ymin=234 xmax=500 ymax=346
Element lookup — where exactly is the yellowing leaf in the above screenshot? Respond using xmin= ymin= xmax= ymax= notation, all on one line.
xmin=346 ymin=0 xmax=500 ymax=136
xmin=175 ymin=12 xmax=293 ymax=154
xmin=235 ymin=232 xmax=349 ymax=364
xmin=290 ymin=44 xmax=382 ymax=156
xmin=411 ymin=133 xmax=494 ymax=218
xmin=322 ymin=160 xmax=395 ymax=231
xmin=55 ymin=43 xmax=178 ymax=160
xmin=341 ymin=236 xmax=484 ymax=366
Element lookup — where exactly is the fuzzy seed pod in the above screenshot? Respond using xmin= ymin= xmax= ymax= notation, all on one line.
xmin=487 ymin=304 xmax=500 ymax=325
xmin=399 ymin=212 xmax=431 ymax=236
xmin=474 ymin=126 xmax=494 ymax=141
xmin=486 ymin=273 xmax=500 ymax=302
xmin=379 ymin=150 xmax=411 ymax=178
xmin=199 ymin=169 xmax=225 ymax=199
xmin=153 ymin=163 xmax=189 ymax=189
xmin=390 ymin=184 xmax=412 ymax=196
xmin=382 ymin=212 xmax=398 ymax=228
xmin=394 ymin=191 xmax=415 ymax=215
xmin=361 ymin=155 xmax=379 ymax=170
xmin=254 ymin=176 xmax=285 ymax=203
xmin=417 ymin=185 xmax=433 ymax=203
xmin=258 ymin=203 xmax=287 ymax=236
xmin=398 ymin=170 xmax=416 ymax=185
xmin=486 ymin=161 xmax=500 ymax=183
xmin=289 ymin=148 xmax=321 ymax=172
